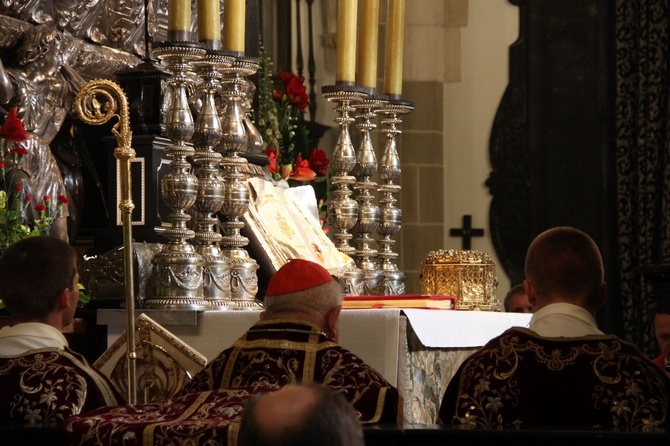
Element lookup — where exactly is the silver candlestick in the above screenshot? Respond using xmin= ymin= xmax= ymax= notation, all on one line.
xmin=322 ymin=83 xmax=367 ymax=256
xmin=217 ymin=56 xmax=260 ymax=309
xmin=147 ymin=42 xmax=208 ymax=310
xmin=377 ymin=98 xmax=414 ymax=295
xmin=191 ymin=51 xmax=235 ymax=309
xmin=353 ymin=94 xmax=387 ymax=295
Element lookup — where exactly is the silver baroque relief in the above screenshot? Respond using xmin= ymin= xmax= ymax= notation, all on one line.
xmin=0 ymin=0 xmax=190 ymax=58
xmin=0 ymin=14 xmax=140 ymax=79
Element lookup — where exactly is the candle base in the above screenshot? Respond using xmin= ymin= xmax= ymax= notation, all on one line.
xmin=153 ymin=41 xmax=206 ymax=54
xmin=200 ymin=39 xmax=222 ymax=51
xmin=168 ymin=30 xmax=194 ymax=44
xmin=220 ymin=50 xmax=246 ymax=59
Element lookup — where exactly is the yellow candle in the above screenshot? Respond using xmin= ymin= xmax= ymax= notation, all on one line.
xmin=223 ymin=0 xmax=245 ymax=52
xmin=198 ymin=0 xmax=221 ymax=42
xmin=357 ymin=0 xmax=380 ymax=89
xmin=384 ymin=0 xmax=405 ymax=95
xmin=168 ymin=0 xmax=191 ymax=33
xmin=336 ymin=0 xmax=358 ymax=83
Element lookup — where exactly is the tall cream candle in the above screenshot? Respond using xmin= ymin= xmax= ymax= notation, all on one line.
xmin=223 ymin=0 xmax=246 ymax=53
xmin=336 ymin=0 xmax=358 ymax=83
xmin=383 ymin=0 xmax=405 ymax=95
xmin=357 ymin=0 xmax=380 ymax=89
xmin=198 ymin=0 xmax=221 ymax=42
xmin=168 ymin=0 xmax=191 ymax=34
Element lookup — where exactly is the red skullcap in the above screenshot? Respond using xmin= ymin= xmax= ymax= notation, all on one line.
xmin=266 ymin=259 xmax=334 ymax=296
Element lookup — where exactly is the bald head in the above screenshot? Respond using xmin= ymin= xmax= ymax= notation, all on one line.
xmin=238 ymin=385 xmax=364 ymax=446
xmin=252 ymin=386 xmax=319 ymax=436
xmin=524 ymin=227 xmax=605 ymax=313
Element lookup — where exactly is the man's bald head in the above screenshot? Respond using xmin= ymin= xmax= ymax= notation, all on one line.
xmin=524 ymin=226 xmax=606 ymax=313
xmin=238 ymin=385 xmax=364 ymax=446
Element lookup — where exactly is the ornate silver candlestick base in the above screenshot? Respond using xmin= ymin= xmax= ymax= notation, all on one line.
xmin=219 ymin=154 xmax=259 ymax=308
xmin=353 ymin=95 xmax=387 ymax=295
xmin=147 ymin=42 xmax=208 ymax=310
xmin=191 ymin=51 xmax=235 ymax=309
xmin=217 ymin=57 xmax=261 ymax=309
xmin=377 ymin=98 xmax=414 ymax=295
xmin=322 ymin=83 xmax=367 ymax=256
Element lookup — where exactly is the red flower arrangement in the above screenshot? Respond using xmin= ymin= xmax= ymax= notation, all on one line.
xmin=257 ymin=43 xmax=330 ymax=193
xmin=0 ymin=108 xmax=68 ymax=253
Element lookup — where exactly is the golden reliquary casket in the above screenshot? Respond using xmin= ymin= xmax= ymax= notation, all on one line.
xmin=420 ymin=249 xmax=501 ymax=311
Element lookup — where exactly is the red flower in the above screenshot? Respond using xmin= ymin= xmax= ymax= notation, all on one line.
xmin=289 ymin=154 xmax=316 ymax=182
xmin=0 ymin=162 xmax=4 ymax=169
xmin=285 ymin=77 xmax=309 ymax=113
xmin=57 ymin=194 xmax=69 ymax=205
xmin=265 ymin=148 xmax=278 ymax=174
xmin=34 ymin=204 xmax=46 ymax=212
xmin=15 ymin=184 xmax=22 ymax=192
xmin=279 ymin=71 xmax=295 ymax=85
xmin=272 ymin=89 xmax=284 ymax=103
xmin=9 ymin=147 xmax=28 ymax=156
xmin=25 ymin=195 xmax=32 ymax=202
xmin=0 ymin=108 xmax=30 ymax=142
xmin=275 ymin=71 xmax=309 ymax=113
xmin=43 ymin=195 xmax=51 ymax=201
xmin=308 ymin=149 xmax=330 ymax=176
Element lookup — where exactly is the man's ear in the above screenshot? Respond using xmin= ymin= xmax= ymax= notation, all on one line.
xmin=58 ymin=287 xmax=73 ymax=310
xmin=326 ymin=306 xmax=341 ymax=341
xmin=259 ymin=310 xmax=266 ymax=320
xmin=597 ymin=282 xmax=607 ymax=308
xmin=524 ymin=279 xmax=538 ymax=307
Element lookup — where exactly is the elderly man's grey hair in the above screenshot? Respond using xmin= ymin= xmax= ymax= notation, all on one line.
xmin=264 ymin=280 xmax=342 ymax=317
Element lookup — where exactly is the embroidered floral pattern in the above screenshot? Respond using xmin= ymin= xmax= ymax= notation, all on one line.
xmin=442 ymin=328 xmax=670 ymax=430
xmin=182 ymin=319 xmax=398 ymax=424
xmin=0 ymin=348 xmax=118 ymax=425
xmin=63 ymin=388 xmax=258 ymax=446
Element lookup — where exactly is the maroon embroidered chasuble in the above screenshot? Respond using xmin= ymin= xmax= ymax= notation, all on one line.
xmin=0 ymin=347 xmax=120 ymax=425
xmin=62 ymin=387 xmax=264 ymax=446
xmin=439 ymin=328 xmax=670 ymax=430
xmin=183 ymin=319 xmax=399 ymax=423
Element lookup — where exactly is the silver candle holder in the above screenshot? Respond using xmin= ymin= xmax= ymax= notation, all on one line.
xmin=217 ymin=56 xmax=261 ymax=309
xmin=191 ymin=51 xmax=235 ymax=309
xmin=353 ymin=93 xmax=387 ymax=295
xmin=322 ymin=83 xmax=367 ymax=256
xmin=377 ymin=98 xmax=414 ymax=295
xmin=147 ymin=42 xmax=208 ymax=310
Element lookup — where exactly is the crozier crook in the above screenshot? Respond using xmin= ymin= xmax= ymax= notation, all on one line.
xmin=74 ymin=79 xmax=138 ymax=405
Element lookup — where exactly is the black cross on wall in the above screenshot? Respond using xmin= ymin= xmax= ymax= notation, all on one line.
xmin=449 ymin=215 xmax=485 ymax=250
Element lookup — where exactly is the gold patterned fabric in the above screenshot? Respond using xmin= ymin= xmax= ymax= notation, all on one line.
xmin=62 ymin=387 xmax=263 ymax=446
xmin=439 ymin=328 xmax=670 ymax=430
xmin=0 ymin=347 xmax=120 ymax=425
xmin=182 ymin=319 xmax=399 ymax=423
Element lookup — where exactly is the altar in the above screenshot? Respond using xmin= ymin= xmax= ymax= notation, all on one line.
xmin=98 ymin=308 xmax=532 ymax=424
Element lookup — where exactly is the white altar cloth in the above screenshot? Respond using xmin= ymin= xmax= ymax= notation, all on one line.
xmin=403 ymin=309 xmax=532 ymax=348
xmin=99 ymin=308 xmax=532 ymax=423
xmin=99 ymin=309 xmax=531 ymax=388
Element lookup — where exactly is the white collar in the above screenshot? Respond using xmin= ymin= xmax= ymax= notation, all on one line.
xmin=529 ymin=303 xmax=603 ymax=337
xmin=0 ymin=322 xmax=68 ymax=348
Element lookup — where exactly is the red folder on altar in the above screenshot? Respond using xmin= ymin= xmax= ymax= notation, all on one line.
xmin=343 ymin=294 xmax=455 ymax=310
